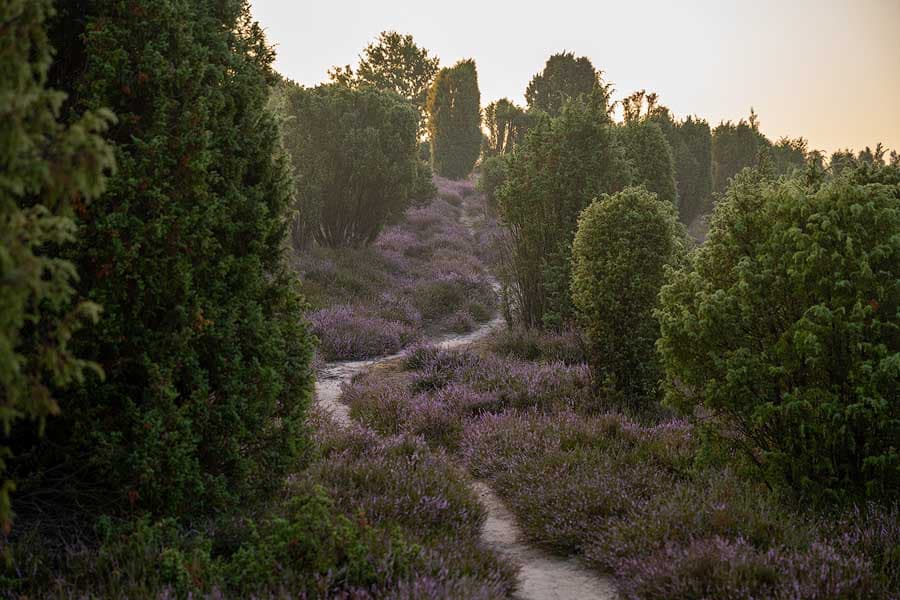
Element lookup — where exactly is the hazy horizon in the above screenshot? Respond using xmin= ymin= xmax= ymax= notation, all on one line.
xmin=250 ymin=0 xmax=900 ymax=156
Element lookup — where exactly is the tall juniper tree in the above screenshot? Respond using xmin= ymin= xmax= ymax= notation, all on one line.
xmin=427 ymin=60 xmax=482 ymax=179
xmin=17 ymin=0 xmax=315 ymax=520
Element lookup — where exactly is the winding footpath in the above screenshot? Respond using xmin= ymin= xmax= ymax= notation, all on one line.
xmin=314 ymin=316 xmax=618 ymax=600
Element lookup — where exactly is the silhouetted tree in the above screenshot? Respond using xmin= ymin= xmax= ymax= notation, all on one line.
xmin=712 ymin=109 xmax=771 ymax=193
xmin=482 ymin=98 xmax=532 ymax=157
xmin=525 ymin=52 xmax=601 ymax=117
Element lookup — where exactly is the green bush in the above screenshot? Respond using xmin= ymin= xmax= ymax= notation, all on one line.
xmin=620 ymin=120 xmax=678 ymax=207
xmin=0 ymin=0 xmax=114 ymax=527
xmin=477 ymin=154 xmax=509 ymax=209
xmin=14 ymin=0 xmax=315 ymax=522
xmin=427 ymin=60 xmax=482 ymax=180
xmin=498 ymin=91 xmax=630 ymax=328
xmin=657 ymin=167 xmax=900 ymax=501
xmin=571 ymin=187 xmax=687 ymax=407
xmin=282 ymin=83 xmax=421 ymax=248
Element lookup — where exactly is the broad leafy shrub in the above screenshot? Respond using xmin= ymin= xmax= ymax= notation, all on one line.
xmin=498 ymin=91 xmax=629 ymax=327
xmin=426 ymin=60 xmax=482 ymax=179
xmin=23 ymin=0 xmax=315 ymax=520
xmin=0 ymin=0 xmax=113 ymax=526
xmin=571 ymin=187 xmax=687 ymax=407
xmin=657 ymin=167 xmax=900 ymax=501
xmin=282 ymin=83 xmax=420 ymax=248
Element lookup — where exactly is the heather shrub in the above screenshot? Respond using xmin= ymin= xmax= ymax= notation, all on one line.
xmin=441 ymin=309 xmax=477 ymax=334
xmin=488 ymin=327 xmax=586 ymax=364
xmin=310 ymin=305 xmax=417 ymax=360
xmin=413 ymin=279 xmax=469 ymax=321
xmin=427 ymin=60 xmax=482 ymax=179
xmin=405 ymin=396 xmax=465 ymax=451
xmin=657 ymin=169 xmax=900 ymax=501
xmin=571 ymin=187 xmax=687 ymax=408
xmin=465 ymin=411 xmax=691 ymax=553
xmin=343 ymin=374 xmax=412 ymax=435
xmin=299 ymin=429 xmax=517 ymax=594
xmin=282 ymin=83 xmax=420 ymax=248
xmin=6 ymin=487 xmax=424 ymax=598
xmin=615 ymin=536 xmax=889 ymax=600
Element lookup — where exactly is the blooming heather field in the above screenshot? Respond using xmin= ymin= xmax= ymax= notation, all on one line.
xmin=340 ymin=337 xmax=900 ymax=599
xmin=296 ymin=177 xmax=497 ymax=361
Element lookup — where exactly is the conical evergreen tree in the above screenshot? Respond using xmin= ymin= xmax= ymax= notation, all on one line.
xmin=427 ymin=60 xmax=481 ymax=179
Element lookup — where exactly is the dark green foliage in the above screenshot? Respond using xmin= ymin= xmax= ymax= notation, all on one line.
xmin=477 ymin=154 xmax=509 ymax=208
xmin=329 ymin=30 xmax=439 ymax=135
xmin=525 ymin=52 xmax=600 ymax=117
xmin=571 ymin=187 xmax=686 ymax=407
xmin=657 ymin=166 xmax=900 ymax=501
xmin=498 ymin=91 xmax=629 ymax=328
xmin=282 ymin=83 xmax=421 ymax=248
xmin=769 ymin=136 xmax=808 ymax=176
xmin=482 ymin=98 xmax=532 ymax=157
xmin=622 ymin=91 xmax=713 ymax=225
xmin=620 ymin=120 xmax=678 ymax=207
xmin=0 ymin=0 xmax=114 ymax=527
xmin=711 ymin=109 xmax=771 ymax=193
xmin=19 ymin=0 xmax=315 ymax=521
xmin=671 ymin=117 xmax=714 ymax=224
xmin=427 ymin=60 xmax=482 ymax=179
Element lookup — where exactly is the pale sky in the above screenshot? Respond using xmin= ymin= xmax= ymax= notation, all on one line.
xmin=250 ymin=0 xmax=900 ymax=155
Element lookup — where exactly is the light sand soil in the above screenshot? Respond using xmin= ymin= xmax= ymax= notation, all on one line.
xmin=314 ymin=316 xmax=619 ymax=600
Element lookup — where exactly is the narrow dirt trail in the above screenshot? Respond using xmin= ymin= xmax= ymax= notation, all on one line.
xmin=314 ymin=319 xmax=618 ymax=600
xmin=313 ymin=186 xmax=618 ymax=599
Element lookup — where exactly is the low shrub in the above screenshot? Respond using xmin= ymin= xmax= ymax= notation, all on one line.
xmin=310 ymin=305 xmax=418 ymax=361
xmin=488 ymin=327 xmax=586 ymax=364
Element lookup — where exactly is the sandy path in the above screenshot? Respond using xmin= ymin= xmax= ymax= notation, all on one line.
xmin=314 ymin=316 xmax=618 ymax=599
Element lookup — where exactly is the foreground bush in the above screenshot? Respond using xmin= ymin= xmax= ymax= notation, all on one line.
xmin=5 ymin=419 xmax=517 ymax=598
xmin=657 ymin=168 xmax=900 ymax=501
xmin=0 ymin=0 xmax=114 ymax=526
xmin=571 ymin=187 xmax=686 ymax=408
xmin=282 ymin=83 xmax=421 ymax=248
xmin=13 ymin=0 xmax=315 ymax=522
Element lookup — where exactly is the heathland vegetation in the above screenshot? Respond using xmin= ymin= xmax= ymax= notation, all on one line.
xmin=1 ymin=2 xmax=897 ymax=598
